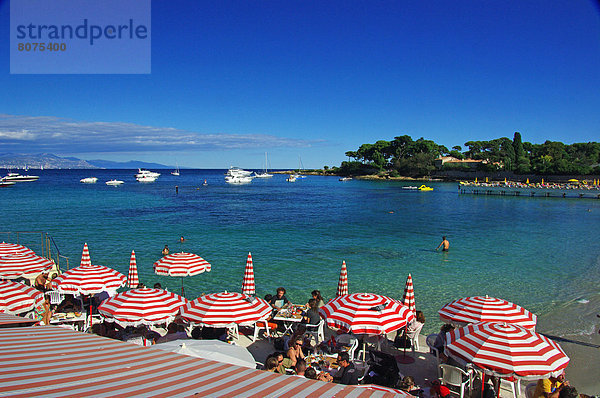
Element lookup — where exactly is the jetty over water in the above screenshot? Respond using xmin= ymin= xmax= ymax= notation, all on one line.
xmin=458 ymin=182 xmax=600 ymax=199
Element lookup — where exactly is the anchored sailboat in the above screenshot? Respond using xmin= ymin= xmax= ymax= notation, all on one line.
xmin=254 ymin=152 xmax=273 ymax=178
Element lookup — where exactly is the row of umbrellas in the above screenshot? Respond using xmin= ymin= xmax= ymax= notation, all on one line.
xmin=0 ymin=241 xmax=570 ymax=383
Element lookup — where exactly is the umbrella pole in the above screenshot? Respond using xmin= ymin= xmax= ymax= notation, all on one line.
xmin=181 ymin=277 xmax=185 ymax=297
xmin=396 ymin=325 xmax=416 ymax=364
xmin=88 ymin=294 xmax=93 ymax=330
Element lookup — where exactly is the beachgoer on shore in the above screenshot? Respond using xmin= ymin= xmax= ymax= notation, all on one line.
xmin=436 ymin=236 xmax=450 ymax=251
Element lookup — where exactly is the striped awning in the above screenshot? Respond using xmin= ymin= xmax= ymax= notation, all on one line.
xmin=0 ymin=313 xmax=36 ymax=327
xmin=0 ymin=326 xmax=402 ymax=397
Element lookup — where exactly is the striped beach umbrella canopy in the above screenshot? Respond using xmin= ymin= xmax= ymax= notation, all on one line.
xmin=98 ymin=288 xmax=188 ymax=327
xmin=336 ymin=260 xmax=349 ymax=296
xmin=153 ymin=252 xmax=211 ymax=277
xmin=0 ymin=280 xmax=44 ymax=314
xmin=319 ymin=293 xmax=414 ymax=335
xmin=51 ymin=264 xmax=127 ymax=296
xmin=127 ymin=250 xmax=139 ymax=288
xmin=401 ymin=273 xmax=415 ymax=314
xmin=80 ymin=243 xmax=91 ymax=267
xmin=438 ymin=295 xmax=537 ymax=330
xmin=241 ymin=252 xmax=255 ymax=296
xmin=0 ymin=242 xmax=35 ymax=257
xmin=445 ymin=322 xmax=569 ymax=379
xmin=0 ymin=253 xmax=54 ymax=279
xmin=154 ymin=252 xmax=211 ymax=296
xmin=180 ymin=291 xmax=272 ymax=327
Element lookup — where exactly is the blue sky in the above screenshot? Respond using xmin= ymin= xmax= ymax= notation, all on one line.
xmin=1 ymin=0 xmax=599 ymax=169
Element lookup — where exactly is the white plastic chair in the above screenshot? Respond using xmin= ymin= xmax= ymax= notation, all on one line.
xmin=353 ymin=360 xmax=370 ymax=384
xmin=305 ymin=318 xmax=325 ymax=344
xmin=48 ymin=290 xmax=64 ymax=305
xmin=439 ymin=364 xmax=472 ymax=398
xmin=426 ymin=333 xmax=441 ymax=377
xmin=228 ymin=324 xmax=239 ymax=340
xmin=500 ymin=378 xmax=522 ymax=398
xmin=252 ymin=320 xmax=271 ymax=342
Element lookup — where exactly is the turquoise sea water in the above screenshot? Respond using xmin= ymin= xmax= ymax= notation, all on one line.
xmin=2 ymin=169 xmax=599 ymax=340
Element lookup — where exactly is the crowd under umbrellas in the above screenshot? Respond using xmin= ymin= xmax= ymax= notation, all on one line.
xmin=0 ymin=240 xmax=574 ymax=398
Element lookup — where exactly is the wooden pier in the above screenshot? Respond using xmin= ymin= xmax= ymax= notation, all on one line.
xmin=458 ymin=185 xmax=600 ymax=199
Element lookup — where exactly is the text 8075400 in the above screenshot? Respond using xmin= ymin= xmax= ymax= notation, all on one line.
xmin=18 ymin=42 xmax=66 ymax=52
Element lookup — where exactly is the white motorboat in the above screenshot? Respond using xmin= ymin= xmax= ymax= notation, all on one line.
xmin=339 ymin=177 xmax=352 ymax=181
xmin=135 ymin=169 xmax=161 ymax=178
xmin=225 ymin=174 xmax=253 ymax=184
xmin=225 ymin=167 xmax=254 ymax=184
xmin=254 ymin=153 xmax=273 ymax=178
xmin=2 ymin=172 xmax=39 ymax=182
xmin=286 ymin=174 xmax=297 ymax=182
xmin=0 ymin=181 xmax=15 ymax=187
xmin=402 ymin=186 xmax=418 ymax=190
xmin=136 ymin=175 xmax=157 ymax=183
xmin=80 ymin=177 xmax=98 ymax=184
xmin=106 ymin=179 xmax=124 ymax=186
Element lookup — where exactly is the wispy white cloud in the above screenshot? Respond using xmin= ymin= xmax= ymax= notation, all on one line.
xmin=0 ymin=114 xmax=320 ymax=153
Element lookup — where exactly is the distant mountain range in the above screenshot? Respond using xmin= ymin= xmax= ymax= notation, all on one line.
xmin=0 ymin=153 xmax=172 ymax=169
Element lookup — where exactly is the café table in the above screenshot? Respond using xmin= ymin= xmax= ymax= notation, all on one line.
xmin=273 ymin=306 xmax=304 ymax=335
xmin=50 ymin=312 xmax=86 ymax=331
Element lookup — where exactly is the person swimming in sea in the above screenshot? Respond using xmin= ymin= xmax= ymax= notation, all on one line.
xmin=436 ymin=236 xmax=450 ymax=252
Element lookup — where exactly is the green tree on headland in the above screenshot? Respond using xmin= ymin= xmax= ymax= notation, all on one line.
xmin=337 ymin=132 xmax=600 ymax=177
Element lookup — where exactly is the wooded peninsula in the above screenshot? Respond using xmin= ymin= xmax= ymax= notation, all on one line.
xmin=328 ymin=133 xmax=600 ymax=178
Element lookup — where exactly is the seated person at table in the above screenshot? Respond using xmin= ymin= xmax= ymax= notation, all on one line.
xmin=395 ymin=310 xmax=425 ymax=348
xmin=264 ymin=356 xmax=279 ymax=373
xmin=434 ymin=323 xmax=455 ymax=361
xmin=333 ymin=352 xmax=359 ymax=385
xmin=269 ymin=287 xmax=289 ymax=310
xmin=399 ymin=376 xmax=423 ymax=396
xmin=533 ymin=373 xmax=569 ymax=398
xmin=156 ymin=323 xmax=189 ymax=343
xmin=294 ymin=359 xmax=307 ymax=377
xmin=310 ymin=290 xmax=325 ymax=308
xmin=303 ymin=299 xmax=321 ymax=329
xmin=285 ymin=336 xmax=306 ymax=368
xmin=265 ymin=352 xmax=286 ymax=374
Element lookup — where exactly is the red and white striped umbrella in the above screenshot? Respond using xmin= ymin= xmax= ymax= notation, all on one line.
xmin=0 ymin=242 xmax=35 ymax=257
xmin=401 ymin=273 xmax=415 ymax=314
xmin=98 ymin=288 xmax=188 ymax=327
xmin=0 ymin=280 xmax=44 ymax=314
xmin=51 ymin=264 xmax=127 ymax=295
xmin=319 ymin=293 xmax=414 ymax=335
xmin=445 ymin=322 xmax=569 ymax=379
xmin=127 ymin=250 xmax=139 ymax=288
xmin=0 ymin=253 xmax=54 ymax=279
xmin=336 ymin=260 xmax=349 ymax=296
xmin=439 ymin=296 xmax=537 ymax=330
xmin=180 ymin=291 xmax=272 ymax=327
xmin=80 ymin=242 xmax=91 ymax=267
xmin=154 ymin=252 xmax=211 ymax=296
xmin=241 ymin=252 xmax=255 ymax=295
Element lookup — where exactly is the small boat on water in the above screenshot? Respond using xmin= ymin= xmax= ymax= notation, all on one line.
xmin=254 ymin=153 xmax=273 ymax=178
xmin=418 ymin=184 xmax=433 ymax=191
xmin=2 ymin=172 xmax=39 ymax=182
xmin=0 ymin=181 xmax=16 ymax=188
xmin=225 ymin=167 xmax=254 ymax=184
xmin=106 ymin=179 xmax=124 ymax=186
xmin=171 ymin=163 xmax=180 ymax=176
xmin=135 ymin=169 xmax=160 ymax=178
xmin=80 ymin=177 xmax=98 ymax=184
xmin=402 ymin=186 xmax=418 ymax=190
xmin=339 ymin=177 xmax=352 ymax=181
xmin=136 ymin=175 xmax=157 ymax=183
xmin=286 ymin=175 xmax=297 ymax=182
